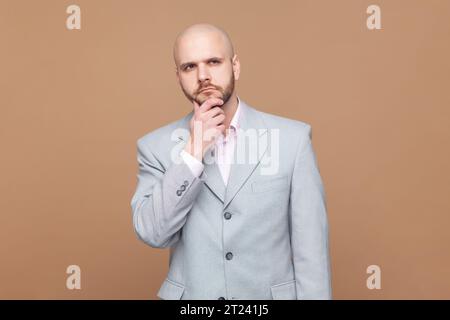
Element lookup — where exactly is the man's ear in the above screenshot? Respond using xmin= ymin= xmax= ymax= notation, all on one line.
xmin=175 ymin=67 xmax=180 ymax=84
xmin=232 ymin=54 xmax=241 ymax=80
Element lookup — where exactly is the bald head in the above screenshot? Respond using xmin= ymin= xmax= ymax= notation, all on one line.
xmin=173 ymin=23 xmax=240 ymax=107
xmin=173 ymin=23 xmax=235 ymax=67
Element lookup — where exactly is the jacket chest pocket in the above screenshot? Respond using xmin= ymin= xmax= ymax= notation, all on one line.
xmin=251 ymin=175 xmax=289 ymax=193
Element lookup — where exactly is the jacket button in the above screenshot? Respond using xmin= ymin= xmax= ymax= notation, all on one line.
xmin=218 ymin=297 xmax=226 ymax=300
xmin=224 ymin=212 xmax=232 ymax=220
xmin=180 ymin=184 xmax=186 ymax=191
xmin=176 ymin=190 xmax=182 ymax=196
xmin=225 ymin=252 xmax=233 ymax=260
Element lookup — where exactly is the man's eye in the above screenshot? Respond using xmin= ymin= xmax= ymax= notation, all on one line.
xmin=209 ymin=60 xmax=220 ymax=64
xmin=184 ymin=65 xmax=194 ymax=71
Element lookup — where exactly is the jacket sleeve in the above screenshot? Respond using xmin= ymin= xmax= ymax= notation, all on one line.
xmin=289 ymin=124 xmax=332 ymax=299
xmin=130 ymin=139 xmax=204 ymax=248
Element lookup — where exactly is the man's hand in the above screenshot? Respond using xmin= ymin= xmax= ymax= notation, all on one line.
xmin=183 ymin=98 xmax=226 ymax=161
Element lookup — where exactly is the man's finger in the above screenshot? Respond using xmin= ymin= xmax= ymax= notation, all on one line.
xmin=204 ymin=105 xmax=224 ymax=119
xmin=211 ymin=113 xmax=226 ymax=126
xmin=199 ymin=98 xmax=224 ymax=112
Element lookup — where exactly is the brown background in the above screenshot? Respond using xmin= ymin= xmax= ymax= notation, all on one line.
xmin=1 ymin=0 xmax=449 ymax=299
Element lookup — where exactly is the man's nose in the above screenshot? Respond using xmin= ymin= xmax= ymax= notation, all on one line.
xmin=197 ymin=63 xmax=211 ymax=83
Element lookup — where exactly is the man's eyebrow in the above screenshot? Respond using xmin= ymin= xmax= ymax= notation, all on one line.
xmin=179 ymin=62 xmax=195 ymax=70
xmin=179 ymin=57 xmax=224 ymax=70
xmin=207 ymin=57 xmax=224 ymax=62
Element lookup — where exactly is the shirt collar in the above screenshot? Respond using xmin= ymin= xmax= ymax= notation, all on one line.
xmin=229 ymin=96 xmax=241 ymax=131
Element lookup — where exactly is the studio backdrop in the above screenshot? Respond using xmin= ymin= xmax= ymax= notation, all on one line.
xmin=1 ymin=0 xmax=449 ymax=299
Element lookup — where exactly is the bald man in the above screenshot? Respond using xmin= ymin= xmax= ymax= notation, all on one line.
xmin=131 ymin=23 xmax=332 ymax=300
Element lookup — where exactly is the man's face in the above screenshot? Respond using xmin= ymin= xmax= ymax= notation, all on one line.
xmin=175 ymin=31 xmax=239 ymax=106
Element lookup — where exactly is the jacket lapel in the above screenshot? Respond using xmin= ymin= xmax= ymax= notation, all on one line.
xmin=201 ymin=158 xmax=226 ymax=203
xmin=223 ymin=100 xmax=268 ymax=209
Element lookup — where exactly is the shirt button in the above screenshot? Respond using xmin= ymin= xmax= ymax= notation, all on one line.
xmin=183 ymin=180 xmax=189 ymax=186
xmin=218 ymin=297 xmax=226 ymax=300
xmin=176 ymin=190 xmax=182 ymax=196
xmin=224 ymin=212 xmax=232 ymax=220
xmin=225 ymin=252 xmax=233 ymax=260
xmin=180 ymin=184 xmax=186 ymax=191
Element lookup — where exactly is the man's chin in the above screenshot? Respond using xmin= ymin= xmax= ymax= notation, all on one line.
xmin=196 ymin=92 xmax=223 ymax=105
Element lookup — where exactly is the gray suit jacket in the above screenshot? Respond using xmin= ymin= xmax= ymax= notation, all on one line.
xmin=130 ymin=99 xmax=332 ymax=300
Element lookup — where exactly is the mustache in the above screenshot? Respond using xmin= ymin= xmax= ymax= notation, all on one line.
xmin=197 ymin=85 xmax=221 ymax=93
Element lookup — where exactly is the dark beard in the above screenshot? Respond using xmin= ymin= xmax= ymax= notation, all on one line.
xmin=182 ymin=73 xmax=235 ymax=106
